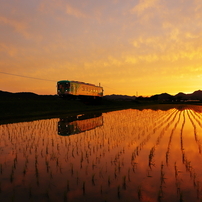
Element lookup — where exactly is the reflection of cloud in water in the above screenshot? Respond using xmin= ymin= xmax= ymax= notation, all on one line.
xmin=0 ymin=106 xmax=202 ymax=201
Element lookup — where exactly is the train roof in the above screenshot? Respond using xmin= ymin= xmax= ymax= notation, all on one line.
xmin=57 ymin=80 xmax=102 ymax=88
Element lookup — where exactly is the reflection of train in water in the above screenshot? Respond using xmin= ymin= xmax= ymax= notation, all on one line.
xmin=57 ymin=80 xmax=103 ymax=100
xmin=58 ymin=113 xmax=103 ymax=136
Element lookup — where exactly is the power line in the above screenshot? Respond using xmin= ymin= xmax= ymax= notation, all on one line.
xmin=102 ymin=84 xmax=127 ymax=94
xmin=0 ymin=71 xmax=56 ymax=82
xmin=0 ymin=71 xmax=126 ymax=94
xmin=102 ymin=85 xmax=119 ymax=91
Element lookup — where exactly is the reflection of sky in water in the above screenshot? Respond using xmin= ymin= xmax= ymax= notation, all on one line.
xmin=1 ymin=107 xmax=202 ymax=201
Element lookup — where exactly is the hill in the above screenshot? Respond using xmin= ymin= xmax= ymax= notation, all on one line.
xmin=104 ymin=94 xmax=136 ymax=100
xmin=105 ymin=90 xmax=202 ymax=102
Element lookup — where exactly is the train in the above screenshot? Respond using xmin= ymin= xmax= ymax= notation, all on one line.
xmin=57 ymin=80 xmax=103 ymax=99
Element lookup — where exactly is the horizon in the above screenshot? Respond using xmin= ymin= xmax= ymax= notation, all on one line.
xmin=1 ymin=88 xmax=202 ymax=98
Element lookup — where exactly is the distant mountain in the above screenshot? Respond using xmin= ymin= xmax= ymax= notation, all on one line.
xmin=174 ymin=90 xmax=202 ymax=101
xmin=189 ymin=90 xmax=202 ymax=100
xmin=1 ymin=89 xmax=202 ymax=102
xmin=149 ymin=90 xmax=202 ymax=102
xmin=0 ymin=90 xmax=56 ymax=101
xmin=0 ymin=90 xmax=38 ymax=98
xmin=150 ymin=93 xmax=173 ymax=101
xmin=105 ymin=90 xmax=202 ymax=102
xmin=174 ymin=92 xmax=187 ymax=99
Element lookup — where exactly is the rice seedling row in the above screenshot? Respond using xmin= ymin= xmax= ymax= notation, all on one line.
xmin=0 ymin=107 xmax=202 ymax=201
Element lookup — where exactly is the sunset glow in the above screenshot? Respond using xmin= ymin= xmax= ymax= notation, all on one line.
xmin=1 ymin=0 xmax=202 ymax=96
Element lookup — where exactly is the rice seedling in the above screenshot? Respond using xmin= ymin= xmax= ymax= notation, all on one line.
xmin=66 ymin=180 xmax=70 ymax=192
xmin=76 ymin=172 xmax=79 ymax=185
xmin=160 ymin=162 xmax=166 ymax=184
xmin=137 ymin=185 xmax=142 ymax=201
xmin=108 ymin=176 xmax=111 ymax=187
xmin=179 ymin=192 xmax=184 ymax=202
xmin=10 ymin=166 xmax=14 ymax=183
xmin=70 ymin=163 xmax=74 ymax=175
xmin=45 ymin=157 xmax=50 ymax=173
xmin=196 ymin=181 xmax=200 ymax=199
xmin=117 ymin=185 xmax=121 ymax=199
xmin=56 ymin=157 xmax=59 ymax=167
xmin=50 ymin=170 xmax=53 ymax=179
xmin=148 ymin=146 xmax=155 ymax=169
xmin=71 ymin=148 xmax=75 ymax=158
xmin=82 ymin=181 xmax=86 ymax=195
xmin=157 ymin=187 xmax=163 ymax=202
xmin=122 ymin=175 xmax=126 ymax=190
xmin=11 ymin=188 xmax=15 ymax=202
xmin=63 ymin=191 xmax=67 ymax=202
xmin=0 ymin=164 xmax=2 ymax=174
xmin=46 ymin=146 xmax=49 ymax=155
xmin=29 ymin=186 xmax=32 ymax=199
xmin=35 ymin=162 xmax=39 ymax=185
xmin=46 ymin=189 xmax=50 ymax=200
xmin=92 ymin=173 xmax=95 ymax=185
xmin=13 ymin=153 xmax=18 ymax=169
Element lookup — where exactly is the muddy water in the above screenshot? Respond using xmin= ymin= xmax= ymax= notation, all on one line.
xmin=1 ymin=106 xmax=202 ymax=202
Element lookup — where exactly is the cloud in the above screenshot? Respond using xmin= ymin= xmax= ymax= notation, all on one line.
xmin=39 ymin=0 xmax=87 ymax=18
xmin=0 ymin=16 xmax=30 ymax=38
xmin=38 ymin=0 xmax=59 ymax=13
xmin=130 ymin=0 xmax=160 ymax=15
xmin=0 ymin=43 xmax=18 ymax=57
xmin=194 ymin=0 xmax=202 ymax=13
xmin=66 ymin=3 xmax=87 ymax=18
xmin=125 ymin=56 xmax=138 ymax=64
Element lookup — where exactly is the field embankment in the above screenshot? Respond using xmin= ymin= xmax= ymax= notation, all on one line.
xmin=1 ymin=90 xmax=202 ymax=124
xmin=0 ymin=91 xmax=138 ymax=123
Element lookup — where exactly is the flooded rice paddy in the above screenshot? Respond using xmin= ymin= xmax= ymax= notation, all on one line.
xmin=1 ymin=105 xmax=202 ymax=201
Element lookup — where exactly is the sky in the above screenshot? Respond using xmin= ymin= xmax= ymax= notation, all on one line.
xmin=0 ymin=0 xmax=202 ymax=96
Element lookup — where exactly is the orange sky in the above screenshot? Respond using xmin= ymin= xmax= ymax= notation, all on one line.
xmin=1 ymin=0 xmax=202 ymax=96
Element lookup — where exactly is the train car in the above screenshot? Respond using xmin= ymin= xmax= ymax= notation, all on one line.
xmin=57 ymin=80 xmax=103 ymax=99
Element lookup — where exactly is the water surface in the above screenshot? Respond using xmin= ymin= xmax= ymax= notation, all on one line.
xmin=1 ymin=106 xmax=202 ymax=201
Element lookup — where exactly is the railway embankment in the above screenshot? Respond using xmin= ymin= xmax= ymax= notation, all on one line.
xmin=0 ymin=91 xmax=138 ymax=124
xmin=1 ymin=90 xmax=202 ymax=124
